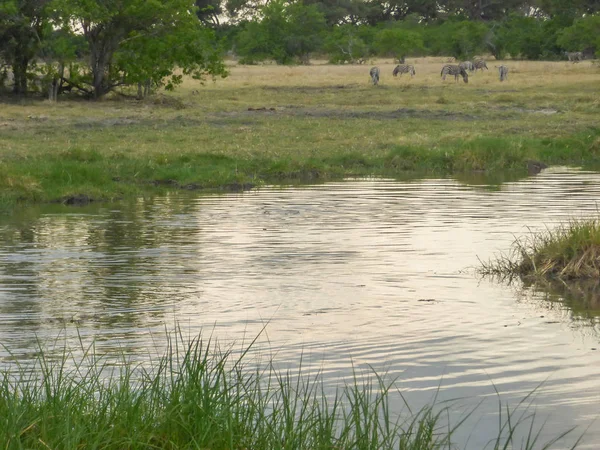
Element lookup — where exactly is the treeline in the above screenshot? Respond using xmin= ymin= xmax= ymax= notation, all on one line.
xmin=221 ymin=0 xmax=600 ymax=65
xmin=227 ymin=10 xmax=599 ymax=65
xmin=1 ymin=0 xmax=599 ymax=100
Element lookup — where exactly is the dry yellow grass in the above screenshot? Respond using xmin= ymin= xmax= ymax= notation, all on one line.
xmin=197 ymin=58 xmax=600 ymax=91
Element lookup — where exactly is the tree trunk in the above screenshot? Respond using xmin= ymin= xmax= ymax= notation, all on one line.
xmin=12 ymin=55 xmax=28 ymax=96
xmin=92 ymin=60 xmax=106 ymax=99
xmin=48 ymin=63 xmax=64 ymax=101
xmin=90 ymin=39 xmax=109 ymax=99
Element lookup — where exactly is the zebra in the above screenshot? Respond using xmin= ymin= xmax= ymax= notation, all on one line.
xmin=497 ymin=65 xmax=508 ymax=82
xmin=458 ymin=61 xmax=474 ymax=72
xmin=392 ymin=64 xmax=416 ymax=77
xmin=473 ymin=59 xmax=488 ymax=71
xmin=441 ymin=64 xmax=468 ymax=83
xmin=370 ymin=67 xmax=380 ymax=85
xmin=565 ymin=51 xmax=583 ymax=63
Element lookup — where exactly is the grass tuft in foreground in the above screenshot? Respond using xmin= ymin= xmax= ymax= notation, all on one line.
xmin=0 ymin=331 xmax=581 ymax=449
xmin=480 ymin=217 xmax=600 ymax=279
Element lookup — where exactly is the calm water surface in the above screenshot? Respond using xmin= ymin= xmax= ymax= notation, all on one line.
xmin=1 ymin=167 xmax=600 ymax=448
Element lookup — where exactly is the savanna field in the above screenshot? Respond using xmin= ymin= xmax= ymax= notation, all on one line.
xmin=1 ymin=58 xmax=599 ymax=207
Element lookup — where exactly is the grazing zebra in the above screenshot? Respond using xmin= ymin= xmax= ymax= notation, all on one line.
xmin=441 ymin=64 xmax=468 ymax=83
xmin=565 ymin=51 xmax=583 ymax=63
xmin=370 ymin=66 xmax=380 ymax=85
xmin=473 ymin=59 xmax=488 ymax=71
xmin=497 ymin=65 xmax=508 ymax=81
xmin=458 ymin=61 xmax=474 ymax=72
xmin=393 ymin=64 xmax=416 ymax=77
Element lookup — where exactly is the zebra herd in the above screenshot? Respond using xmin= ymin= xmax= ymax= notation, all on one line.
xmin=371 ymin=57 xmax=509 ymax=85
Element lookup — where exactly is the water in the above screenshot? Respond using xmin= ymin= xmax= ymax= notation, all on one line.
xmin=1 ymin=167 xmax=600 ymax=448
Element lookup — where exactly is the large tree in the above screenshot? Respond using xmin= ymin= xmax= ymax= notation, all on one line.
xmin=53 ymin=0 xmax=227 ymax=98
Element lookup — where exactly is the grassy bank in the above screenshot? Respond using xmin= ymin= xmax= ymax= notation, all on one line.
xmin=480 ymin=217 xmax=600 ymax=279
xmin=1 ymin=58 xmax=599 ymax=207
xmin=0 ymin=332 xmax=580 ymax=449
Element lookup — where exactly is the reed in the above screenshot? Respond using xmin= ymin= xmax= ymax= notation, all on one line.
xmin=0 ymin=330 xmax=581 ymax=449
xmin=480 ymin=217 xmax=600 ymax=279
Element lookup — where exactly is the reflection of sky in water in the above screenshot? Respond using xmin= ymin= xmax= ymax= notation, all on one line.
xmin=1 ymin=168 xmax=600 ymax=448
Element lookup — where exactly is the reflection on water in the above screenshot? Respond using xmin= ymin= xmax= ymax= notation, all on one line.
xmin=1 ymin=167 xmax=600 ymax=448
xmin=522 ymin=278 xmax=600 ymax=321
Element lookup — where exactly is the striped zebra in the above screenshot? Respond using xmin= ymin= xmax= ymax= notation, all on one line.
xmin=565 ymin=51 xmax=583 ymax=63
xmin=458 ymin=61 xmax=474 ymax=72
xmin=392 ymin=64 xmax=416 ymax=77
xmin=370 ymin=67 xmax=380 ymax=85
xmin=497 ymin=65 xmax=508 ymax=81
xmin=473 ymin=59 xmax=488 ymax=71
xmin=441 ymin=64 xmax=468 ymax=83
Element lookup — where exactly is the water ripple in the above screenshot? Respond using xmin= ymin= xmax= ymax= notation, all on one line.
xmin=1 ymin=168 xmax=600 ymax=447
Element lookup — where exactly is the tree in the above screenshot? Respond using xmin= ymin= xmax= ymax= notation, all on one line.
xmin=37 ymin=28 xmax=86 ymax=100
xmin=535 ymin=0 xmax=600 ymax=19
xmin=363 ymin=0 xmax=439 ymax=24
xmin=195 ymin=0 xmax=223 ymax=27
xmin=324 ymin=24 xmax=371 ymax=63
xmin=425 ymin=20 xmax=488 ymax=59
xmin=302 ymin=0 xmax=372 ymax=26
xmin=440 ymin=0 xmax=531 ymax=21
xmin=0 ymin=0 xmax=49 ymax=95
xmin=235 ymin=0 xmax=326 ymax=65
xmin=53 ymin=0 xmax=227 ymax=99
xmin=373 ymin=28 xmax=424 ymax=61
xmin=557 ymin=14 xmax=600 ymax=57
xmin=286 ymin=2 xmax=327 ymax=64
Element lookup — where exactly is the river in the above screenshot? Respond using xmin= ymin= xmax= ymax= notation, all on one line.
xmin=1 ymin=167 xmax=599 ymax=448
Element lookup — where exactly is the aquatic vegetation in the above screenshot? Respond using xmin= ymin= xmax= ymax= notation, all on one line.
xmin=480 ymin=217 xmax=600 ymax=279
xmin=0 ymin=331 xmax=582 ymax=449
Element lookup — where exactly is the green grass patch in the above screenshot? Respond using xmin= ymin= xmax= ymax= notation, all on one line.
xmin=0 ymin=330 xmax=582 ymax=449
xmin=480 ymin=217 xmax=600 ymax=279
xmin=1 ymin=128 xmax=599 ymax=209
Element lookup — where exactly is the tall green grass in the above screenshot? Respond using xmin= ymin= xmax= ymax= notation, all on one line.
xmin=0 ymin=330 xmax=582 ymax=449
xmin=2 ymin=128 xmax=600 ymax=209
xmin=480 ymin=217 xmax=600 ymax=279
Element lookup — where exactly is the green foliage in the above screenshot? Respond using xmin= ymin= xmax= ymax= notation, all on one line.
xmin=0 ymin=0 xmax=50 ymax=94
xmin=305 ymin=0 xmax=372 ymax=26
xmin=423 ymin=20 xmax=488 ymax=59
xmin=195 ymin=0 xmax=223 ymax=26
xmin=324 ymin=24 xmax=373 ymax=64
xmin=373 ymin=28 xmax=424 ymax=60
xmin=286 ymin=2 xmax=327 ymax=64
xmin=52 ymin=0 xmax=227 ymax=98
xmin=488 ymin=15 xmax=570 ymax=60
xmin=236 ymin=0 xmax=326 ymax=65
xmin=557 ymin=14 xmax=600 ymax=56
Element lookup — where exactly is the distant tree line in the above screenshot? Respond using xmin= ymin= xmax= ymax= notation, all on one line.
xmin=1 ymin=0 xmax=598 ymax=99
xmin=223 ymin=0 xmax=600 ymax=65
